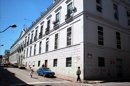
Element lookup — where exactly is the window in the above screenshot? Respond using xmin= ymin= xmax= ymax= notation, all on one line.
xmin=54 ymin=33 xmax=58 ymax=49
xmin=67 ymin=27 xmax=72 ymax=46
xmin=127 ymin=11 xmax=130 ymax=26
xmin=26 ymin=48 xmax=28 ymax=58
xmin=116 ymin=32 xmax=121 ymax=49
xmin=38 ymin=61 xmax=40 ymax=67
xmin=54 ymin=12 xmax=60 ymax=27
xmin=56 ymin=12 xmax=60 ymax=24
xmin=33 ymin=61 xmax=35 ymax=67
xmin=66 ymin=57 xmax=72 ymax=67
xmin=46 ymin=38 xmax=49 ymax=52
xmin=39 ymin=25 xmax=43 ymax=39
xmin=98 ymin=57 xmax=105 ymax=67
xmin=25 ymin=36 xmax=27 ymax=47
xmin=24 ymin=50 xmax=25 ymax=57
xmin=128 ymin=20 xmax=130 ymax=25
xmin=96 ymin=0 xmax=102 ymax=12
xmin=46 ymin=20 xmax=50 ymax=35
xmin=30 ymin=46 xmax=32 ymax=56
xmin=39 ymin=41 xmax=42 ymax=54
xmin=113 ymin=3 xmax=119 ymax=20
xmin=34 ymin=30 xmax=38 ymax=41
xmin=27 ymin=34 xmax=30 ymax=45
xmin=30 ymin=31 xmax=33 ymax=44
xmin=66 ymin=2 xmax=73 ymax=19
xmin=53 ymin=59 xmax=57 ymax=67
xmin=34 ymin=44 xmax=36 ymax=55
xmin=127 ymin=11 xmax=130 ymax=17
xmin=98 ymin=26 xmax=104 ymax=45
xmin=47 ymin=20 xmax=50 ymax=29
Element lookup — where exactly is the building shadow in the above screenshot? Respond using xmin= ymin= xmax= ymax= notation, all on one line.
xmin=102 ymin=78 xmax=130 ymax=83
xmin=0 ymin=67 xmax=34 ymax=86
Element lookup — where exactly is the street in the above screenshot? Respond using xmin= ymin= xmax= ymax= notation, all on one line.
xmin=0 ymin=67 xmax=130 ymax=86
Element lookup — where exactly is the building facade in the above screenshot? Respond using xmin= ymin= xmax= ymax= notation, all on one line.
xmin=9 ymin=0 xmax=130 ymax=80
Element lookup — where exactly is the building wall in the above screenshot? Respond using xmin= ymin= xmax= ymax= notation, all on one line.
xmin=9 ymin=44 xmax=19 ymax=64
xmin=83 ymin=0 xmax=130 ymax=79
xmin=21 ymin=0 xmax=84 ymax=80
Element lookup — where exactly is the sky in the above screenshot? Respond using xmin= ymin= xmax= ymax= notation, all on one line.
xmin=0 ymin=0 xmax=53 ymax=55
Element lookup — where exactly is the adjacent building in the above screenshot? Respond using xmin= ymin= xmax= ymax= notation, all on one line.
xmin=0 ymin=55 xmax=3 ymax=65
xmin=9 ymin=0 xmax=130 ymax=80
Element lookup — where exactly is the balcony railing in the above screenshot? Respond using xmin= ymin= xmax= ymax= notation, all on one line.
xmin=45 ymin=27 xmax=50 ymax=35
xmin=39 ymin=32 xmax=42 ymax=39
xmin=53 ymin=20 xmax=59 ymax=30
xmin=34 ymin=36 xmax=37 ymax=42
xmin=65 ymin=13 xmax=73 ymax=23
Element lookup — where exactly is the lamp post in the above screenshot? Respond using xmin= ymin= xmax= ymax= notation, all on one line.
xmin=0 ymin=24 xmax=17 ymax=33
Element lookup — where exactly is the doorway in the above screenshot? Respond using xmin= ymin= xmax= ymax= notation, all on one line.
xmin=116 ymin=58 xmax=123 ymax=78
xmin=45 ymin=60 xmax=48 ymax=67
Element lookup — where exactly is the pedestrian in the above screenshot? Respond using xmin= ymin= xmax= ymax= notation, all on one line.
xmin=29 ymin=67 xmax=34 ymax=78
xmin=76 ymin=66 xmax=81 ymax=82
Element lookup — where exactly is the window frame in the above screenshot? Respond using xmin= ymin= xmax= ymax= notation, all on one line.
xmin=66 ymin=57 xmax=72 ymax=67
xmin=67 ymin=27 xmax=72 ymax=46
xmin=54 ymin=33 xmax=58 ymax=49
xmin=116 ymin=32 xmax=121 ymax=49
xmin=53 ymin=59 xmax=58 ymax=67
xmin=34 ymin=44 xmax=36 ymax=55
xmin=98 ymin=57 xmax=105 ymax=67
xmin=45 ymin=38 xmax=49 ymax=52
xmin=39 ymin=41 xmax=42 ymax=54
xmin=113 ymin=3 xmax=119 ymax=20
xmin=98 ymin=26 xmax=104 ymax=45
xmin=56 ymin=12 xmax=60 ymax=24
xmin=96 ymin=0 xmax=102 ymax=12
xmin=38 ymin=60 xmax=41 ymax=67
xmin=30 ymin=46 xmax=32 ymax=56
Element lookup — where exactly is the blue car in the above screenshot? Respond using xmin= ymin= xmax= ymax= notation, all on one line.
xmin=37 ymin=67 xmax=55 ymax=77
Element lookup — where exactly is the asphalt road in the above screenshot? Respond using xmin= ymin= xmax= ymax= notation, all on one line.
xmin=0 ymin=67 xmax=90 ymax=86
xmin=0 ymin=67 xmax=130 ymax=86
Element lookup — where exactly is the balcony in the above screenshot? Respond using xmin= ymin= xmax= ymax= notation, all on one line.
xmin=53 ymin=20 xmax=59 ymax=30
xmin=30 ymin=39 xmax=32 ymax=44
xmin=39 ymin=32 xmax=42 ymax=39
xmin=65 ymin=13 xmax=73 ymax=23
xmin=45 ymin=27 xmax=50 ymax=35
xmin=34 ymin=36 xmax=37 ymax=42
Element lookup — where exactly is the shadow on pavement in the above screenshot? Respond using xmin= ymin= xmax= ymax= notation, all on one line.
xmin=102 ymin=78 xmax=130 ymax=83
xmin=84 ymin=78 xmax=130 ymax=84
xmin=0 ymin=67 xmax=34 ymax=86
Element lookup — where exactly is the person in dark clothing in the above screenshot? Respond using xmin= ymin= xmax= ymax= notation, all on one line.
xmin=29 ymin=67 xmax=34 ymax=78
xmin=76 ymin=66 xmax=81 ymax=82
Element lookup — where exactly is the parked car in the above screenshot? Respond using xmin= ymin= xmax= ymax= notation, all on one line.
xmin=37 ymin=67 xmax=55 ymax=77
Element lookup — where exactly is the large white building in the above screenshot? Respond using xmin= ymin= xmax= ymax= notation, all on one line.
xmin=9 ymin=0 xmax=130 ymax=80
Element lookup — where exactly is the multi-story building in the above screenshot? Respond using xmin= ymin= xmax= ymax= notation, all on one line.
xmin=9 ymin=0 xmax=130 ymax=80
